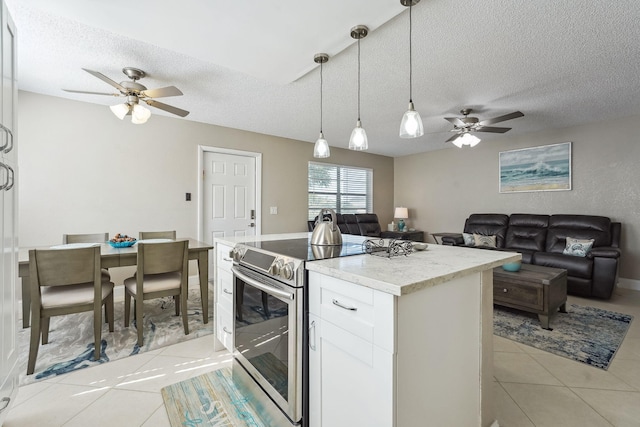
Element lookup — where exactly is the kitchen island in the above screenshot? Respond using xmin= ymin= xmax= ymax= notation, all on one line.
xmin=214 ymin=233 xmax=520 ymax=427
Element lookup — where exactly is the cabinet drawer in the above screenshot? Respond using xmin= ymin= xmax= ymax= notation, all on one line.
xmin=216 ymin=303 xmax=234 ymax=352
xmin=216 ymin=243 xmax=233 ymax=273
xmin=308 ymin=271 xmax=394 ymax=353
xmin=493 ymin=279 xmax=543 ymax=310
xmin=216 ymin=268 xmax=233 ymax=309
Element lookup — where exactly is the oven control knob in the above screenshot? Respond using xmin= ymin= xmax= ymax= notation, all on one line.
xmin=231 ymin=247 xmax=244 ymax=262
xmin=270 ymin=259 xmax=284 ymax=276
xmin=281 ymin=262 xmax=295 ymax=280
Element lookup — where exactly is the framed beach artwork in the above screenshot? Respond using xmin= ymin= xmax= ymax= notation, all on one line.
xmin=499 ymin=142 xmax=572 ymax=193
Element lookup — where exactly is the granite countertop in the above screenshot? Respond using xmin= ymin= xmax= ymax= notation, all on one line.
xmin=213 ymin=232 xmax=521 ymax=296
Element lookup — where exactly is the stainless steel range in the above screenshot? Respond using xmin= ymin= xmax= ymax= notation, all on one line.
xmin=230 ymin=238 xmax=366 ymax=426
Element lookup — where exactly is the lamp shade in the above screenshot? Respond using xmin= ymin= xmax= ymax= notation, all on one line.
xmin=349 ymin=120 xmax=368 ymax=150
xmin=110 ymin=103 xmax=130 ymax=120
xmin=131 ymin=104 xmax=151 ymax=124
xmin=394 ymin=207 xmax=408 ymax=219
xmin=313 ymin=132 xmax=330 ymax=158
xmin=399 ymin=102 xmax=424 ymax=138
xmin=453 ymin=133 xmax=481 ymax=148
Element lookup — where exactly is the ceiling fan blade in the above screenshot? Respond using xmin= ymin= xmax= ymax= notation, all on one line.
xmin=445 ymin=133 xmax=461 ymax=143
xmin=145 ymin=99 xmax=190 ymax=117
xmin=478 ymin=111 xmax=524 ymax=126
xmin=82 ymin=68 xmax=127 ymax=92
xmin=445 ymin=117 xmax=466 ymax=127
xmin=140 ymin=86 xmax=183 ymax=98
xmin=63 ymin=89 xmax=121 ymax=96
xmin=475 ymin=126 xmax=511 ymax=133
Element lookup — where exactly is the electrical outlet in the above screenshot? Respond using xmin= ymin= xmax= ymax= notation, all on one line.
xmin=270 ymin=206 xmax=278 ymax=215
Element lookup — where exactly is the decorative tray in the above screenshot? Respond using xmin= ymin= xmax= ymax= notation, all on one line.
xmin=363 ymin=239 xmax=414 ymax=258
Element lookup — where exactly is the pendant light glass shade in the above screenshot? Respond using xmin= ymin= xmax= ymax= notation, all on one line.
xmin=399 ymin=101 xmax=424 ymax=138
xmin=313 ymin=53 xmax=330 ymax=158
xmin=452 ymin=133 xmax=481 ymax=148
xmin=110 ymin=103 xmax=130 ymax=120
xmin=314 ymin=132 xmax=330 ymax=158
xmin=399 ymin=0 xmax=424 ymax=138
xmin=349 ymin=26 xmax=369 ymax=151
xmin=349 ymin=120 xmax=368 ymax=150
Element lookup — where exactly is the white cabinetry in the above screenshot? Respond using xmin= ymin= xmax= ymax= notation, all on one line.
xmin=0 ymin=1 xmax=17 ymax=424
xmin=308 ymin=269 xmax=495 ymax=427
xmin=214 ymin=242 xmax=234 ymax=352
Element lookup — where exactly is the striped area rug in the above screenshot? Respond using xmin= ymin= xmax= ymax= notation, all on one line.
xmin=162 ymin=368 xmax=267 ymax=427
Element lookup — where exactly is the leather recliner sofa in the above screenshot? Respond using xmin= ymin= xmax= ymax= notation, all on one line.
xmin=308 ymin=213 xmax=382 ymax=237
xmin=442 ymin=213 xmax=621 ymax=299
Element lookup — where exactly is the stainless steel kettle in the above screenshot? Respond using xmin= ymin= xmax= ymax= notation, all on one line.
xmin=311 ymin=208 xmax=343 ymax=246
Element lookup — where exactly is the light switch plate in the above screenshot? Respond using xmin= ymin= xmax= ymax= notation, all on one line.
xmin=270 ymin=206 xmax=278 ymax=214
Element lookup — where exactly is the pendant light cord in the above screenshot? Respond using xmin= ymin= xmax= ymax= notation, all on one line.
xmin=409 ymin=4 xmax=413 ymax=103
xmin=357 ymin=38 xmax=361 ymax=121
xmin=320 ymin=61 xmax=323 ymax=133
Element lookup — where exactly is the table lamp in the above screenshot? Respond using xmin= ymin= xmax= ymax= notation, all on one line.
xmin=394 ymin=207 xmax=409 ymax=232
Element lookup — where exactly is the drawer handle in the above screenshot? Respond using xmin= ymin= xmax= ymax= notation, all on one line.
xmin=332 ymin=299 xmax=357 ymax=311
xmin=223 ymin=326 xmax=232 ymax=335
xmin=223 ymin=288 xmax=232 ymax=295
xmin=503 ymin=288 xmax=508 ymax=293
xmin=309 ymin=320 xmax=316 ymax=351
xmin=223 ymin=257 xmax=233 ymax=262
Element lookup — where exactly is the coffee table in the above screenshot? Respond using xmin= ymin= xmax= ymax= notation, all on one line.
xmin=493 ymin=263 xmax=567 ymax=330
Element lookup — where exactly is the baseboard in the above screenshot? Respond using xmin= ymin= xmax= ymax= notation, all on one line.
xmin=618 ymin=277 xmax=640 ymax=291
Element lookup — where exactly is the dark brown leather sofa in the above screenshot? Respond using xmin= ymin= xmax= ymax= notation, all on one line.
xmin=308 ymin=213 xmax=381 ymax=237
xmin=442 ymin=213 xmax=621 ymax=299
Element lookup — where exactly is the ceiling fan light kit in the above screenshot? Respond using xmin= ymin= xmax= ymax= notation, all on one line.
xmin=349 ymin=25 xmax=369 ymax=151
xmin=399 ymin=0 xmax=424 ymax=139
xmin=313 ymin=53 xmax=330 ymax=158
xmin=64 ymin=67 xmax=189 ymax=124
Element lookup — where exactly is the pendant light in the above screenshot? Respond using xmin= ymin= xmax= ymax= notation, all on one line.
xmin=349 ymin=25 xmax=369 ymax=151
xmin=399 ymin=0 xmax=424 ymax=138
xmin=313 ymin=53 xmax=330 ymax=158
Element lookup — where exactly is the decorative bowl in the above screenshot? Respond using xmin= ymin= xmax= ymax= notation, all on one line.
xmin=108 ymin=239 xmax=137 ymax=248
xmin=413 ymin=242 xmax=428 ymax=251
xmin=502 ymin=261 xmax=522 ymax=272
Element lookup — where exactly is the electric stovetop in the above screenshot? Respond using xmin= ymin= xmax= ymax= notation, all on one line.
xmin=242 ymin=238 xmax=367 ymax=261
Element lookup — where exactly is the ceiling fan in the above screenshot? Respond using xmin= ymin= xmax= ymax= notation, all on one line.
xmin=63 ymin=67 xmax=189 ymax=124
xmin=444 ymin=108 xmax=524 ymax=147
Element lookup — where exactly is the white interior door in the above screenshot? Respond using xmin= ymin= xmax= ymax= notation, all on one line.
xmin=203 ymin=150 xmax=259 ymax=277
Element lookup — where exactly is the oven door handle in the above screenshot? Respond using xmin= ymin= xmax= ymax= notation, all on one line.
xmin=232 ymin=266 xmax=295 ymax=300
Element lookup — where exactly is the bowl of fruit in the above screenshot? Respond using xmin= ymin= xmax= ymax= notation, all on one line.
xmin=109 ymin=233 xmax=137 ymax=248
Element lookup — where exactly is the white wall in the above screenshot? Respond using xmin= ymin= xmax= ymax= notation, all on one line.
xmin=17 ymin=91 xmax=394 ymax=248
xmin=394 ymin=114 xmax=640 ymax=282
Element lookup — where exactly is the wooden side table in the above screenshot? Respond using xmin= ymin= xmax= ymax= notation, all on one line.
xmin=380 ymin=230 xmax=424 ymax=242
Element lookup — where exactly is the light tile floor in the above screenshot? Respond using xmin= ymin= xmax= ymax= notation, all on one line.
xmin=4 ymin=288 xmax=640 ymax=426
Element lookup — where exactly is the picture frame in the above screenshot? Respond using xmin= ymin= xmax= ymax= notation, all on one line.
xmin=499 ymin=142 xmax=572 ymax=193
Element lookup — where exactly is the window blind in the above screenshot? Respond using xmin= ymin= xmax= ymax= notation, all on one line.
xmin=308 ymin=162 xmax=373 ymax=220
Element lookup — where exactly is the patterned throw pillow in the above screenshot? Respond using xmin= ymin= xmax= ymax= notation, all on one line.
xmin=563 ymin=237 xmax=595 ymax=257
xmin=462 ymin=232 xmax=475 ymax=246
xmin=473 ymin=234 xmax=497 ymax=248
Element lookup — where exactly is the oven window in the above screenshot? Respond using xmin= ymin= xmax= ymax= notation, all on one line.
xmin=235 ymin=278 xmax=290 ymax=400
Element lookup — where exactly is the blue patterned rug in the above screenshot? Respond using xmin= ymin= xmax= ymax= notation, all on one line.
xmin=494 ymin=304 xmax=633 ymax=370
xmin=17 ymin=287 xmax=213 ymax=385
xmin=162 ymin=368 xmax=268 ymax=427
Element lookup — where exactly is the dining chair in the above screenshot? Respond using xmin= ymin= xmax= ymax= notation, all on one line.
xmin=63 ymin=232 xmax=111 ymax=281
xmin=138 ymin=230 xmax=176 ymax=240
xmin=27 ymin=246 xmax=115 ymax=375
xmin=123 ymin=240 xmax=189 ymax=346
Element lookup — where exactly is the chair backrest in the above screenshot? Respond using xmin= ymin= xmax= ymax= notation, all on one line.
xmin=139 ymin=230 xmax=177 ymax=240
xmin=29 ymin=246 xmax=101 ymax=289
xmin=137 ymin=240 xmax=188 ymax=276
xmin=63 ymin=233 xmax=109 ymax=244
xmin=356 ymin=213 xmax=381 ymax=237
xmin=545 ymin=215 xmax=612 ymax=253
xmin=505 ymin=214 xmax=549 ymax=252
xmin=463 ymin=214 xmax=509 ymax=248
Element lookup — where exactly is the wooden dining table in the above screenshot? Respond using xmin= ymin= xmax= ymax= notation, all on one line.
xmin=18 ymin=238 xmax=214 ymax=328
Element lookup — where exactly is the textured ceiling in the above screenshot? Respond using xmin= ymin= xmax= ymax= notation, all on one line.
xmin=7 ymin=0 xmax=640 ymax=157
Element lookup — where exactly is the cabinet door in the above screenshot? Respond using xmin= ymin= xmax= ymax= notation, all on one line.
xmin=215 ymin=303 xmax=234 ymax=352
xmin=312 ymin=319 xmax=394 ymax=427
xmin=1 ymin=2 xmax=15 ymax=163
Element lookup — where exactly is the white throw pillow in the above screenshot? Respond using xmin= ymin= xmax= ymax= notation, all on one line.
xmin=473 ymin=234 xmax=497 ymax=248
xmin=563 ymin=237 xmax=595 ymax=257
xmin=462 ymin=232 xmax=475 ymax=246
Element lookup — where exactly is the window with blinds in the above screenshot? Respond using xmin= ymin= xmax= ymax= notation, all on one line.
xmin=308 ymin=162 xmax=373 ymax=220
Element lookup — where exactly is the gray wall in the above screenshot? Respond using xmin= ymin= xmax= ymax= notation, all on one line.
xmin=17 ymin=91 xmax=394 ymax=247
xmin=394 ymin=114 xmax=640 ymax=282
